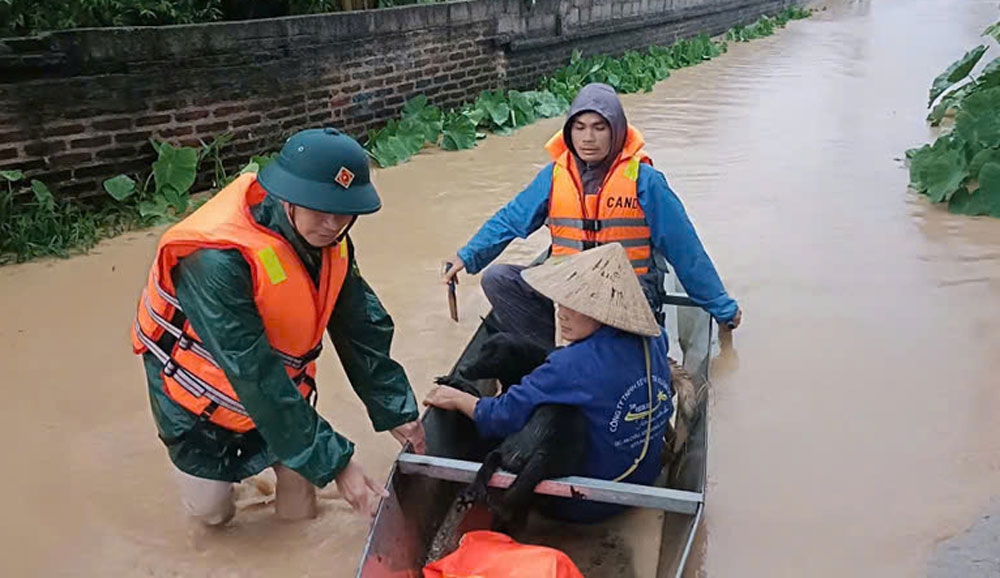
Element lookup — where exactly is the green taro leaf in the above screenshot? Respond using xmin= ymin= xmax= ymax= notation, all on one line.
xmin=476 ymin=91 xmax=512 ymax=130
xmin=0 ymin=170 xmax=24 ymax=182
xmin=979 ymin=162 xmax=1000 ymax=217
xmin=523 ymin=90 xmax=567 ymax=118
xmin=927 ymin=82 xmax=975 ymax=126
xmin=161 ymin=185 xmax=189 ymax=214
xmin=152 ymin=142 xmax=199 ymax=196
xmin=103 ymin=174 xmax=137 ymax=201
xmin=929 ymin=45 xmax=988 ymax=107
xmin=139 ymin=197 xmax=171 ymax=221
xmin=440 ymin=112 xmax=477 ymax=151
xmin=30 ymin=180 xmax=54 ymax=212
xmin=400 ymin=94 xmax=443 ymax=145
xmin=955 ymin=86 xmax=1000 ymax=148
xmin=975 ymin=57 xmax=1000 ymax=90
xmin=969 ymin=148 xmax=1000 ymax=180
xmin=984 ymin=21 xmax=1000 ymax=42
xmin=947 ymin=185 xmax=989 ymax=216
xmin=908 ymin=137 xmax=968 ymax=202
xmin=507 ymin=90 xmax=537 ymax=128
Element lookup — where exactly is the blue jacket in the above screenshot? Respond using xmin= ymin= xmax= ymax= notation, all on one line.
xmin=474 ymin=325 xmax=673 ymax=487
xmin=457 ymin=163 xmax=739 ymax=323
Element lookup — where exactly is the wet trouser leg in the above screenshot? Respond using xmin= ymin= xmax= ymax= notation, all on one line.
xmin=273 ymin=463 xmax=317 ymax=520
xmin=481 ymin=263 xmax=556 ymax=349
xmin=173 ymin=467 xmax=236 ymax=527
xmin=173 ymin=464 xmax=317 ymax=525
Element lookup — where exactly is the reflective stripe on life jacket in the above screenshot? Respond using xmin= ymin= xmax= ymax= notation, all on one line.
xmin=131 ymin=173 xmax=349 ymax=433
xmin=544 ymin=125 xmax=654 ymax=274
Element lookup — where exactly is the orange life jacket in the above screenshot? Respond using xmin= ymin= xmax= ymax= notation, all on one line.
xmin=545 ymin=125 xmax=654 ymax=274
xmin=130 ymin=173 xmax=349 ymax=433
xmin=423 ymin=531 xmax=584 ymax=578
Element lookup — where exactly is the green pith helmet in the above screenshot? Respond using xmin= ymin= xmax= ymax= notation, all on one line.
xmin=258 ymin=127 xmax=381 ymax=215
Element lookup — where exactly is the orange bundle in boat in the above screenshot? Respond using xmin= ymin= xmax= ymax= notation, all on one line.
xmin=423 ymin=530 xmax=583 ymax=578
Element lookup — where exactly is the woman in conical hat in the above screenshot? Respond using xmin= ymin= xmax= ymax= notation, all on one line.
xmin=425 ymin=243 xmax=673 ymax=523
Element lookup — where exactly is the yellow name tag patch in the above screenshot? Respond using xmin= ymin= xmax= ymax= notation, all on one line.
xmin=257 ymin=246 xmax=287 ymax=285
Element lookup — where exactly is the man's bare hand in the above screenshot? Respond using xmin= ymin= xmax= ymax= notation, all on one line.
xmin=722 ymin=308 xmax=742 ymax=331
xmin=441 ymin=255 xmax=465 ymax=285
xmin=390 ymin=420 xmax=427 ymax=454
xmin=423 ymin=385 xmax=479 ymax=420
xmin=334 ymin=460 xmax=388 ymax=518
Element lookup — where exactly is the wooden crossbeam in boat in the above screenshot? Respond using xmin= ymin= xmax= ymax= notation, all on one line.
xmin=396 ymin=454 xmax=702 ymax=516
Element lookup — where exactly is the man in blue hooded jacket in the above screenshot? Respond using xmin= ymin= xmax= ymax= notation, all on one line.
xmin=441 ymin=83 xmax=741 ymax=348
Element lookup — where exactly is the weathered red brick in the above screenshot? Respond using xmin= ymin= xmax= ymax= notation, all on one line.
xmin=116 ymin=131 xmax=154 ymax=145
xmin=96 ymin=146 xmax=141 ymax=161
xmin=50 ymin=151 xmax=94 ymax=166
xmin=308 ymin=111 xmax=330 ymax=123
xmin=92 ymin=118 xmax=132 ymax=131
xmin=135 ymin=114 xmax=172 ymax=128
xmin=74 ymin=164 xmax=121 ymax=180
xmin=174 ymin=110 xmax=211 ymax=123
xmin=231 ymin=115 xmax=262 ymax=128
xmin=23 ymin=141 xmax=66 ymax=156
xmin=156 ymin=126 xmax=194 ymax=138
xmin=0 ymin=129 xmax=27 ymax=145
xmin=45 ymin=124 xmax=86 ymax=137
xmin=213 ymin=104 xmax=247 ymax=117
xmin=69 ymin=136 xmax=112 ymax=150
xmin=195 ymin=121 xmax=232 ymax=134
xmin=153 ymin=97 xmax=190 ymax=112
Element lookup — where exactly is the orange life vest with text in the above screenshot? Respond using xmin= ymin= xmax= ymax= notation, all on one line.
xmin=545 ymin=125 xmax=654 ymax=274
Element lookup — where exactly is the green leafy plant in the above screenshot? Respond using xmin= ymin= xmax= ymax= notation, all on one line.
xmin=0 ymin=170 xmax=132 ymax=264
xmin=727 ymin=6 xmax=811 ymax=42
xmin=905 ymin=20 xmax=1000 ymax=217
xmin=363 ymin=94 xmax=447 ymax=167
xmin=928 ymin=45 xmax=988 ymax=107
xmin=99 ymin=139 xmax=203 ymax=225
xmin=199 ymin=131 xmax=235 ymax=188
xmin=440 ymin=109 xmax=478 ymax=151
xmin=1 ymin=0 xmax=225 ymax=38
xmin=239 ymin=152 xmax=280 ymax=175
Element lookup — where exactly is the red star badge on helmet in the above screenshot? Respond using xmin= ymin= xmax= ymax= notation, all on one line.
xmin=334 ymin=166 xmax=355 ymax=189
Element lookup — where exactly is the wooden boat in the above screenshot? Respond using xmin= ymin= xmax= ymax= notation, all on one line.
xmin=355 ymin=265 xmax=714 ymax=578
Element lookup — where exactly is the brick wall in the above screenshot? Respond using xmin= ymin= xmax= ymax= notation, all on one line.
xmin=502 ymin=0 xmax=795 ymax=90
xmin=0 ymin=0 xmax=800 ymax=200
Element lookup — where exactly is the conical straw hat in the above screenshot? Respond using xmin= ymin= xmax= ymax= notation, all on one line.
xmin=521 ymin=243 xmax=661 ymax=337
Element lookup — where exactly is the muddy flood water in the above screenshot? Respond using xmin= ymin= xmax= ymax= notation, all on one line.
xmin=2 ymin=0 xmax=1000 ymax=576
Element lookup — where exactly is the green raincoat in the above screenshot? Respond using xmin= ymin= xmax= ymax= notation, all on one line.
xmin=142 ymin=193 xmax=418 ymax=488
